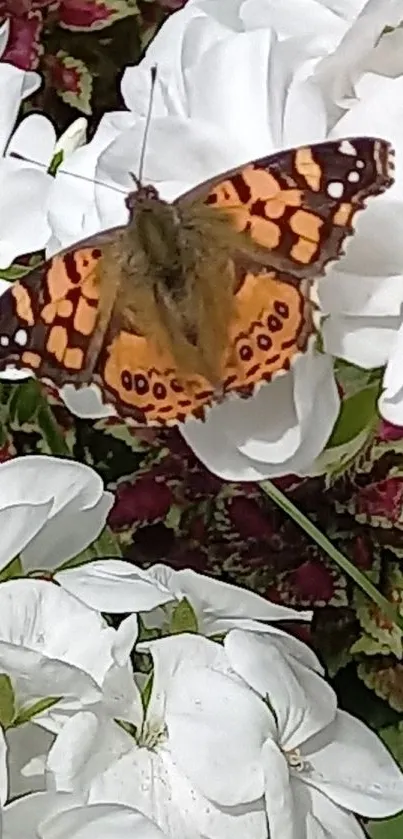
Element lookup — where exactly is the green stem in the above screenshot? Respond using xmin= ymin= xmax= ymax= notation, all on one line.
xmin=261 ymin=480 xmax=403 ymax=633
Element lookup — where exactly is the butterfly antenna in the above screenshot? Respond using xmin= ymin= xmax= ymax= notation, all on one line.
xmin=136 ymin=64 xmax=158 ymax=187
xmin=8 ymin=152 xmax=128 ymax=195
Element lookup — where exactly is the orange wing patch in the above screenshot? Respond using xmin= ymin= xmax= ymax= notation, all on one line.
xmin=201 ymin=137 xmax=394 ymax=279
xmin=223 ymin=269 xmax=314 ymax=394
xmin=96 ymin=329 xmax=214 ymax=425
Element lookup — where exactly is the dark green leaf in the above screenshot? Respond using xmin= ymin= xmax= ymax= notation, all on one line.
xmin=141 ymin=673 xmax=153 ymax=714
xmin=368 ymin=812 xmax=403 ymax=839
xmin=0 ymin=675 xmax=15 ymax=727
xmin=327 ymin=384 xmax=379 ymax=448
xmin=0 ymin=557 xmax=23 ymax=583
xmin=14 ymin=695 xmax=61 ymax=725
xmin=169 ymin=598 xmax=198 ymax=635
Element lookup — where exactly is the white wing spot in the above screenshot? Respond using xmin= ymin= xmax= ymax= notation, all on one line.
xmin=327 ymin=181 xmax=344 ymax=199
xmin=339 ymin=140 xmax=357 ymax=156
xmin=356 ymin=160 xmax=365 ymax=169
xmin=14 ymin=329 xmax=28 ymax=347
xmin=348 ymin=170 xmax=360 ymax=183
xmin=0 ymin=336 xmax=9 ymax=347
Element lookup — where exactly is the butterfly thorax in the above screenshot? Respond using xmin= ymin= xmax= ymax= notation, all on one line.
xmin=104 ymin=184 xmax=245 ymax=384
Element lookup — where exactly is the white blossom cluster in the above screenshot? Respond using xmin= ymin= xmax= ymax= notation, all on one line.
xmin=0 ymin=455 xmax=401 ymax=839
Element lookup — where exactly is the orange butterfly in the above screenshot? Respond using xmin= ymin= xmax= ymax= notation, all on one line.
xmin=0 ymin=136 xmax=394 ymax=426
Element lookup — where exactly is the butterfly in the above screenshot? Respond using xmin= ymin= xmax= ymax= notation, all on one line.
xmin=0 ymin=136 xmax=394 ymax=426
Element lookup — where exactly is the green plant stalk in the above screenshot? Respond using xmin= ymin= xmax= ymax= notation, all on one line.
xmin=261 ymin=480 xmax=403 ymax=633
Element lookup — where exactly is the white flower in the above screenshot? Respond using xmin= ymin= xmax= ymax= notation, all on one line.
xmin=46 ymin=630 xmax=403 ymax=839
xmin=35 ymin=0 xmax=403 ymax=478
xmin=0 ymin=577 xmax=138 ymax=800
xmin=225 ymin=628 xmax=403 ymax=838
xmin=0 ymin=455 xmax=113 ymax=575
xmin=47 ymin=634 xmax=268 ymax=839
xmin=56 ymin=558 xmax=312 ymax=624
xmin=3 ymin=792 xmax=169 ymax=839
xmin=0 ymin=18 xmax=88 ymax=268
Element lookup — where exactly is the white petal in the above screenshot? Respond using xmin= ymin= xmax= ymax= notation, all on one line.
xmin=304 ymin=710 xmax=403 ymax=818
xmin=379 ymin=324 xmax=403 ymax=424
xmin=186 ymin=29 xmax=274 ymax=154
xmin=0 ymin=579 xmax=117 ymax=707
xmin=9 ymin=114 xmax=56 ymax=166
xmin=166 ymin=663 xmax=268 ymax=804
xmin=0 ymin=63 xmax=41 ymax=155
xmin=89 ymin=746 xmax=266 ymax=839
xmin=181 ymin=353 xmax=339 ymax=480
xmin=148 ymin=563 xmax=312 ymax=628
xmin=47 ymin=112 xmax=131 ymax=249
xmin=0 ymin=500 xmax=53 ymax=571
xmin=262 ymin=738 xmax=299 ymax=839
xmin=319 ymin=271 xmax=403 ymax=318
xmin=60 ymin=385 xmax=114 ymax=420
xmin=47 ymin=713 xmax=134 ymax=794
xmin=56 ymin=560 xmax=174 ymax=613
xmin=322 ymin=316 xmax=400 ymax=368
xmin=3 ymin=792 xmax=85 ymax=839
xmin=225 ymin=630 xmax=336 ymax=750
xmin=292 ymin=780 xmax=367 ymax=839
xmin=40 ymin=803 xmax=169 ymax=839
xmin=54 ymin=118 xmax=88 ymax=156
xmin=6 ymin=725 xmax=54 ymax=800
xmin=0 ymin=456 xmax=114 ymax=570
xmin=0 ymin=162 xmax=51 ymax=266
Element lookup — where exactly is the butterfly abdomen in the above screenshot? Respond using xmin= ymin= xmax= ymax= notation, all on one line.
xmin=113 ymin=196 xmax=239 ymax=383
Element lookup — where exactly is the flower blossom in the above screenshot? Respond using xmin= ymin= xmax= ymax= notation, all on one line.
xmin=46 ymin=629 xmax=403 ymax=839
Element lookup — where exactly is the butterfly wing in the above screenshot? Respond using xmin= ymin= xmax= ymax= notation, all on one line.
xmin=0 ymin=137 xmax=394 ymax=427
xmin=178 ymin=137 xmax=394 ymax=279
xmin=0 ymin=247 xmax=312 ymax=425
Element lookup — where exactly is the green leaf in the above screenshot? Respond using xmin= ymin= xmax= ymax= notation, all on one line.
xmin=48 ymin=149 xmax=64 ymax=177
xmin=169 ymin=598 xmax=199 ymax=635
xmin=380 ymin=722 xmax=403 ymax=769
xmin=0 ymin=675 xmax=16 ymax=728
xmin=115 ymin=718 xmax=137 ymax=738
xmin=368 ymin=812 xmax=403 ymax=839
xmin=327 ymin=384 xmax=379 ymax=448
xmin=141 ymin=673 xmax=153 ymax=714
xmin=8 ymin=380 xmax=41 ymax=425
xmin=14 ymin=695 xmax=61 ymax=725
xmin=0 ymin=263 xmax=40 ymax=281
xmin=260 ymin=482 xmax=403 ymax=633
xmin=0 ymin=556 xmax=23 ymax=582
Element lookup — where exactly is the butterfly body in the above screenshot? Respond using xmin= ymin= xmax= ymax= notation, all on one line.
xmin=0 ymin=137 xmax=395 ymax=426
xmin=109 ymin=182 xmax=249 ymax=385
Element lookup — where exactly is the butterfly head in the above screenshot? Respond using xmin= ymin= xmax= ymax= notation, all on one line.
xmin=125 ymin=175 xmax=161 ymax=217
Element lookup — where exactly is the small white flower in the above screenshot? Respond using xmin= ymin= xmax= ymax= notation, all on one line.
xmin=47 ymin=634 xmax=268 ymax=839
xmin=0 ymin=455 xmax=113 ymax=575
xmin=0 ymin=577 xmax=138 ymax=799
xmin=56 ymin=558 xmax=312 ymax=624
xmin=225 ymin=628 xmax=403 ymax=838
